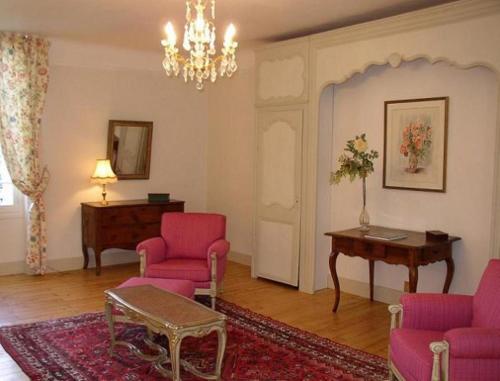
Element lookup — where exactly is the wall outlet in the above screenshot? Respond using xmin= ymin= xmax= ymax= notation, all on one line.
xmin=404 ymin=281 xmax=410 ymax=292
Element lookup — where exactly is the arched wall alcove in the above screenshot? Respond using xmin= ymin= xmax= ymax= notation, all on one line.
xmin=313 ymin=57 xmax=499 ymax=300
xmin=295 ymin=4 xmax=500 ymax=295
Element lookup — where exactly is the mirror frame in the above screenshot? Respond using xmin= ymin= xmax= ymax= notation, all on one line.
xmin=106 ymin=120 xmax=153 ymax=180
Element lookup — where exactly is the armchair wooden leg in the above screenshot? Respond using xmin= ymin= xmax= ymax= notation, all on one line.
xmin=210 ymin=252 xmax=217 ymax=309
xmin=388 ymin=368 xmax=395 ymax=381
xmin=388 ymin=305 xmax=403 ymax=381
xmin=430 ymin=341 xmax=449 ymax=381
xmin=139 ymin=251 xmax=146 ymax=277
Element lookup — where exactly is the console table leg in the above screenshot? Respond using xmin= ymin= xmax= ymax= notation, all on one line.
xmin=329 ymin=251 xmax=341 ymax=313
xmin=409 ymin=266 xmax=418 ymax=293
xmin=95 ymin=248 xmax=102 ymax=276
xmin=82 ymin=245 xmax=89 ymax=269
xmin=369 ymin=260 xmax=375 ymax=301
xmin=443 ymin=257 xmax=455 ymax=293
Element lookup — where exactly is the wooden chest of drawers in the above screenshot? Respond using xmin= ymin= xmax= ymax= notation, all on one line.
xmin=81 ymin=199 xmax=185 ymax=275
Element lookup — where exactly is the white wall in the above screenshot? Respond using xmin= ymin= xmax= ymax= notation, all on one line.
xmin=315 ymin=86 xmax=334 ymax=290
xmin=0 ymin=207 xmax=25 ymax=264
xmin=319 ymin=59 xmax=498 ymax=295
xmin=206 ymin=50 xmax=255 ymax=260
xmin=0 ymin=39 xmax=209 ymax=272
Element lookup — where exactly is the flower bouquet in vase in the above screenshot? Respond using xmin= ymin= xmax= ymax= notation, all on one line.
xmin=330 ymin=134 xmax=379 ymax=232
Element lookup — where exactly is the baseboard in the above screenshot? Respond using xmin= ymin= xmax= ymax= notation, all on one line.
xmin=0 ymin=250 xmax=249 ymax=276
xmin=327 ymin=276 xmax=402 ymax=305
xmin=0 ymin=249 xmax=139 ymax=276
xmin=227 ymin=251 xmax=252 ymax=266
xmin=0 ymin=260 xmax=26 ymax=275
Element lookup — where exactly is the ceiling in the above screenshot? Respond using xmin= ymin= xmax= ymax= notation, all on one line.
xmin=0 ymin=0 xmax=456 ymax=51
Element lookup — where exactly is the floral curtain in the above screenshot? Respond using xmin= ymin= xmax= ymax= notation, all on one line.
xmin=0 ymin=32 xmax=50 ymax=274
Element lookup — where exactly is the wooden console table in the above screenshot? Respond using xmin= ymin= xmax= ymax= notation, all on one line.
xmin=325 ymin=226 xmax=461 ymax=312
xmin=81 ymin=199 xmax=184 ymax=275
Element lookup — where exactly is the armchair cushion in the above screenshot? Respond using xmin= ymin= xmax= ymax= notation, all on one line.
xmin=401 ymin=293 xmax=473 ymax=331
xmin=161 ymin=213 xmax=226 ymax=259
xmin=146 ymin=258 xmax=210 ymax=282
xmin=136 ymin=237 xmax=167 ymax=266
xmin=207 ymin=239 xmax=230 ymax=283
xmin=390 ymin=328 xmax=443 ymax=381
xmin=445 ymin=327 xmax=500 ymax=359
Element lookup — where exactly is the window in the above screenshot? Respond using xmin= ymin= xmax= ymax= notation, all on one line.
xmin=0 ymin=151 xmax=23 ymax=218
xmin=0 ymin=153 xmax=14 ymax=206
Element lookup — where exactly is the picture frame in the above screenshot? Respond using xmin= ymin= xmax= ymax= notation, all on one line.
xmin=383 ymin=97 xmax=449 ymax=192
xmin=106 ymin=120 xmax=153 ymax=180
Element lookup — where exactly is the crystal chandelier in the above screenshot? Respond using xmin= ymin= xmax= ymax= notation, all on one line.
xmin=161 ymin=0 xmax=238 ymax=90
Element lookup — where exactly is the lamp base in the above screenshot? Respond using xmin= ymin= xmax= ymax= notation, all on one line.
xmin=101 ymin=184 xmax=108 ymax=206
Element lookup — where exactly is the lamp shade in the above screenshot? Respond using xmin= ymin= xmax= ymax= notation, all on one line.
xmin=90 ymin=159 xmax=117 ymax=184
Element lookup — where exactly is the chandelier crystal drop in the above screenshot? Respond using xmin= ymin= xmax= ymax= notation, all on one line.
xmin=161 ymin=0 xmax=238 ymax=90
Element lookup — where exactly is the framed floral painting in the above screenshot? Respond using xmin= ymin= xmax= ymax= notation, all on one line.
xmin=383 ymin=97 xmax=449 ymax=192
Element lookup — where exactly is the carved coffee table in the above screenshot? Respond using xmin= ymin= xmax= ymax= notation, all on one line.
xmin=104 ymin=285 xmax=227 ymax=381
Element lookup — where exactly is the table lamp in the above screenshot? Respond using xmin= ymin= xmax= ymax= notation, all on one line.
xmin=90 ymin=159 xmax=117 ymax=205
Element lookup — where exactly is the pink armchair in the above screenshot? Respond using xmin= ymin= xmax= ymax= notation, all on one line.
xmin=136 ymin=212 xmax=229 ymax=309
xmin=388 ymin=259 xmax=500 ymax=381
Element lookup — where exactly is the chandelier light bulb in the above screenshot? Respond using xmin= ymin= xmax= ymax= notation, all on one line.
xmin=195 ymin=14 xmax=205 ymax=31
xmin=224 ymin=23 xmax=236 ymax=44
xmin=161 ymin=0 xmax=238 ymax=90
xmin=164 ymin=22 xmax=177 ymax=46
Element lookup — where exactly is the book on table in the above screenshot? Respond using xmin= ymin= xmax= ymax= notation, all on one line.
xmin=364 ymin=230 xmax=408 ymax=241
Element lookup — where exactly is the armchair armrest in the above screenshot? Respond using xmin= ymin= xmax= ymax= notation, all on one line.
xmin=136 ymin=237 xmax=167 ymax=272
xmin=401 ymin=293 xmax=473 ymax=331
xmin=207 ymin=239 xmax=230 ymax=283
xmin=445 ymin=328 xmax=500 ymax=359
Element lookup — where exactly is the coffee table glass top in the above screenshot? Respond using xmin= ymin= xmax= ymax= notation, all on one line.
xmin=105 ymin=285 xmax=225 ymax=328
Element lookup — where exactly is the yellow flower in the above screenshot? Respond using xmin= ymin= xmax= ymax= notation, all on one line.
xmin=354 ymin=138 xmax=368 ymax=153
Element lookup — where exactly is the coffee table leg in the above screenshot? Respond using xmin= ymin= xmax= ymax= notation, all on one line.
xmin=215 ymin=326 xmax=227 ymax=379
xmin=168 ymin=334 xmax=182 ymax=381
xmin=105 ymin=301 xmax=116 ymax=356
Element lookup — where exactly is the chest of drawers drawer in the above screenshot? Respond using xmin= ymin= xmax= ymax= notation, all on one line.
xmin=101 ymin=223 xmax=161 ymax=245
xmin=100 ymin=203 xmax=184 ymax=226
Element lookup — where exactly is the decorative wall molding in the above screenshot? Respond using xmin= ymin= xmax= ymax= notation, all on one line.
xmin=310 ymin=0 xmax=500 ymax=47
xmin=258 ymin=56 xmax=305 ymax=101
xmin=317 ymin=53 xmax=499 ymax=92
xmin=261 ymin=120 xmax=297 ymax=210
xmin=255 ymin=38 xmax=309 ymax=107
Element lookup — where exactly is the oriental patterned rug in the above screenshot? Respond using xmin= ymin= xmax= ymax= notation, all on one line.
xmin=0 ymin=299 xmax=388 ymax=380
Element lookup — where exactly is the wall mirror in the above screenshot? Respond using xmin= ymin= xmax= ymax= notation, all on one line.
xmin=106 ymin=120 xmax=153 ymax=180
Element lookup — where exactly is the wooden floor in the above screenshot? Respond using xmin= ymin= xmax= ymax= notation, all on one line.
xmin=0 ymin=261 xmax=390 ymax=379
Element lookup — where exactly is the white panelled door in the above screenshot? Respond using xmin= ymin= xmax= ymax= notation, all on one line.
xmin=255 ymin=108 xmax=303 ymax=286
